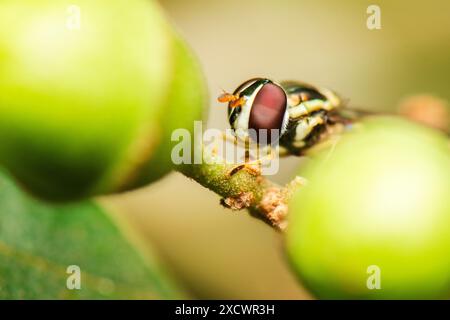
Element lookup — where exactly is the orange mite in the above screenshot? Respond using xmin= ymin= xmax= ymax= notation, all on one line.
xmin=217 ymin=92 xmax=237 ymax=103
xmin=217 ymin=91 xmax=245 ymax=108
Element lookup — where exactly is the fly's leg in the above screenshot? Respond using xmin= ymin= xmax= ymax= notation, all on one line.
xmin=226 ymin=145 xmax=276 ymax=178
xmin=219 ymin=131 xmax=278 ymax=177
xmin=227 ymin=162 xmax=261 ymax=177
xmin=209 ymin=131 xmax=242 ymax=158
xmin=220 ymin=131 xmax=241 ymax=146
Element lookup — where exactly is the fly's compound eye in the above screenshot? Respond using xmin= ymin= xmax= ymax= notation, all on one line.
xmin=224 ymin=78 xmax=288 ymax=145
xmin=248 ymin=82 xmax=287 ymax=145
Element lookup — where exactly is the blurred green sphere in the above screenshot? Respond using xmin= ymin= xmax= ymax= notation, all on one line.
xmin=0 ymin=0 xmax=206 ymax=201
xmin=286 ymin=117 xmax=450 ymax=299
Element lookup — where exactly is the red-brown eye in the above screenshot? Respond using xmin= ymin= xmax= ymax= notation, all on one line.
xmin=249 ymin=83 xmax=287 ymax=143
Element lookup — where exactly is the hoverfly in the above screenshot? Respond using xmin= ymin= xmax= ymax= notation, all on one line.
xmin=218 ymin=78 xmax=361 ymax=175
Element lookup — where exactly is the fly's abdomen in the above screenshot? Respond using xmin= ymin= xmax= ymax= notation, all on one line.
xmin=278 ymin=81 xmax=341 ymax=155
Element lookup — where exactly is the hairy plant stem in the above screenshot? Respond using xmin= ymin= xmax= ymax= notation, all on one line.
xmin=176 ymin=149 xmax=306 ymax=231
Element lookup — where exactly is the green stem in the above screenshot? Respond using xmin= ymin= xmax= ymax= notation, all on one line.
xmin=176 ymin=149 xmax=306 ymax=231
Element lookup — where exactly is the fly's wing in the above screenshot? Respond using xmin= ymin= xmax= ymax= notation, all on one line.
xmin=328 ymin=107 xmax=380 ymax=125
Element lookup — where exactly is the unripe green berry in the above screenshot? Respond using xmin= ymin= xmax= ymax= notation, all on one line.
xmin=287 ymin=117 xmax=450 ymax=299
xmin=0 ymin=0 xmax=206 ymax=201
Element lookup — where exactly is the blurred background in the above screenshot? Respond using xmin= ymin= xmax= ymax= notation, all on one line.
xmin=102 ymin=0 xmax=450 ymax=299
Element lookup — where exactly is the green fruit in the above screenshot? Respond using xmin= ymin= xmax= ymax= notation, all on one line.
xmin=0 ymin=0 xmax=206 ymax=201
xmin=286 ymin=117 xmax=450 ymax=299
xmin=128 ymin=34 xmax=207 ymax=186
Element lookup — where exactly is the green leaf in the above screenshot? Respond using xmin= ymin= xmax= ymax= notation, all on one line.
xmin=0 ymin=170 xmax=183 ymax=299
